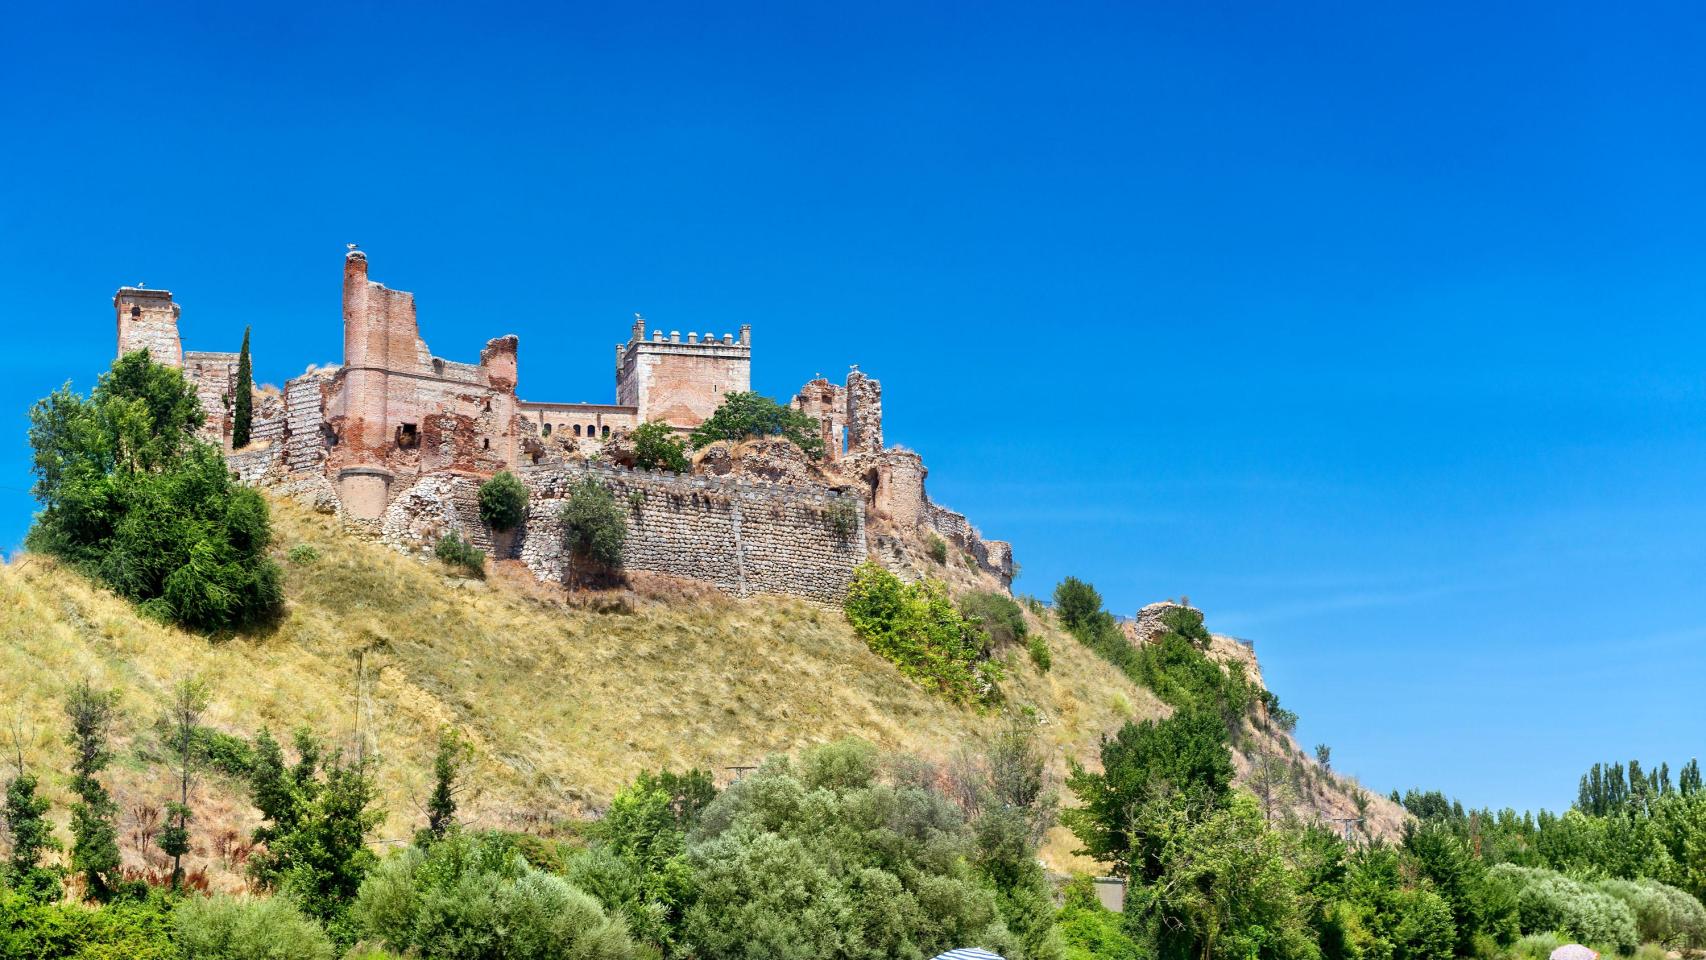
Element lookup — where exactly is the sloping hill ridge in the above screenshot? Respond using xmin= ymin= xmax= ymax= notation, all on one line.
xmin=0 ymin=496 xmax=1400 ymax=888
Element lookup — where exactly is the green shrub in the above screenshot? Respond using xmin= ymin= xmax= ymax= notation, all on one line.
xmin=477 ymin=470 xmax=530 ymax=531
xmin=0 ymin=889 xmax=177 ymax=959
xmin=1052 ymin=577 xmax=1102 ymax=632
xmin=351 ymin=831 xmax=635 ymax=960
xmin=826 ymin=499 xmax=859 ymax=540
xmin=27 ymin=351 xmax=283 ymax=633
xmin=434 ymin=532 xmax=485 ymax=577
xmin=684 ymin=742 xmax=1011 ymax=960
xmin=1058 ymin=876 xmax=1143 ymax=960
xmin=1492 ymin=864 xmax=1639 ymax=953
xmin=926 ymin=534 xmax=948 ymax=565
xmin=1027 ymin=635 xmax=1052 ymax=672
xmin=287 ymin=544 xmax=320 ymax=565
xmin=631 ymin=420 xmax=689 ymax=473
xmin=1596 ymin=877 xmax=1706 ymax=948
xmin=960 ymin=591 xmax=1028 ymax=651
xmin=843 ymin=562 xmax=999 ymax=704
xmin=687 ymin=391 xmax=825 ymax=459
xmin=559 ymin=478 xmax=627 ymax=585
xmin=172 ymin=894 xmax=335 ymax=960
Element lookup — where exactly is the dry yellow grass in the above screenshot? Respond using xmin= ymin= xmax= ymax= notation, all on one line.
xmin=0 ymin=497 xmax=1161 ymax=885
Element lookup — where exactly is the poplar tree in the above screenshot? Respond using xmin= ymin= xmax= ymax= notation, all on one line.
xmin=158 ymin=677 xmax=209 ymax=888
xmin=232 ymin=325 xmax=253 ymax=447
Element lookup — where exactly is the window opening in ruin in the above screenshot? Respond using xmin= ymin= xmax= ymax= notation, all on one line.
xmin=586 ymin=423 xmax=596 ymax=437
xmin=482 ymin=438 xmax=490 ymax=450
xmin=130 ymin=305 xmax=141 ymax=317
xmin=542 ymin=423 xmax=552 ymax=437
xmin=864 ymin=468 xmax=880 ymax=503
xmin=432 ymin=358 xmax=445 ymax=376
xmin=396 ymin=423 xmax=419 ymax=449
xmin=573 ymin=424 xmax=582 ymax=437
xmin=601 ymin=425 xmax=610 ymax=438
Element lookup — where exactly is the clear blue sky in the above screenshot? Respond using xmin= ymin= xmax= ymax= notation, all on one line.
xmin=3 ymin=1 xmax=1703 ymax=814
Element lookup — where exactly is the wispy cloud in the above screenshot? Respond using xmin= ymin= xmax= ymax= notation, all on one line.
xmin=1212 ymin=582 xmax=1469 ymax=633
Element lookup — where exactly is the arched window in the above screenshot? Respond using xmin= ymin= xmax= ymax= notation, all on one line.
xmin=573 ymin=424 xmax=582 ymax=437
xmin=482 ymin=438 xmax=490 ymax=450
xmin=601 ymin=425 xmax=611 ymax=438
xmin=586 ymin=423 xmax=596 ymax=437
xmin=542 ymin=423 xmax=552 ymax=437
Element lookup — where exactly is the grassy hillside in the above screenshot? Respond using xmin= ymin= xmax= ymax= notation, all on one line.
xmin=0 ymin=497 xmax=1168 ymax=887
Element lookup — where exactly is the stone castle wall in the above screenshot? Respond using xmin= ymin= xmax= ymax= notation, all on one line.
xmin=377 ymin=464 xmax=867 ymax=603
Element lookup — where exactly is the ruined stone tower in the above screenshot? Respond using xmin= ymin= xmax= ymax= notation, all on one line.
xmin=114 ymin=287 xmax=183 ymax=367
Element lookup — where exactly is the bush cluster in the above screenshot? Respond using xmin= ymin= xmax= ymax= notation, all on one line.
xmin=687 ymin=391 xmax=825 ymax=459
xmin=843 ymin=562 xmax=1000 ymax=704
xmin=434 ymin=532 xmax=486 ymax=577
xmin=1492 ymin=864 xmax=1640 ymax=953
xmin=631 ymin=421 xmax=689 ymax=473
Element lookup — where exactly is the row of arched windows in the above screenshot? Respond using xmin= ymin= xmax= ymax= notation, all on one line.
xmin=541 ymin=422 xmax=611 ymax=439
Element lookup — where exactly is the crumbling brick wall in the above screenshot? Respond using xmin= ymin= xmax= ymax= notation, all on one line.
xmin=792 ymin=377 xmax=848 ymax=460
xmin=845 ymin=368 xmax=882 ymax=454
xmin=184 ymin=350 xmax=238 ymax=446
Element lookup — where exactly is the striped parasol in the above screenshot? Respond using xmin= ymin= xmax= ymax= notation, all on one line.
xmin=1549 ymin=945 xmax=1598 ymax=960
xmin=931 ymin=950 xmax=1006 ymax=960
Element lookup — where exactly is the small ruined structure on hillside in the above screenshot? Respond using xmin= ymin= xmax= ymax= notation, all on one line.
xmin=112 ymin=250 xmax=1010 ymax=601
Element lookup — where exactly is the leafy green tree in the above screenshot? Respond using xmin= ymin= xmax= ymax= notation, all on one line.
xmin=64 ymin=681 xmax=121 ymax=901
xmin=28 ymin=351 xmax=283 ymax=632
xmin=687 ymin=391 xmax=825 ymax=459
xmin=419 ymin=728 xmax=469 ymax=845
xmin=560 ymin=478 xmax=627 ymax=586
xmin=632 ymin=420 xmax=690 ymax=472
xmin=158 ymin=676 xmax=209 ymax=888
xmin=1130 ymin=792 xmax=1319 ymax=960
xmin=1316 ymin=743 xmax=1332 ymax=770
xmin=4 ymin=765 xmax=62 ymax=903
xmin=232 ymin=326 xmax=253 ymax=448
xmin=273 ymin=752 xmax=386 ymax=933
xmin=956 ymin=722 xmax=1063 ymax=960
xmin=478 ymin=470 xmax=530 ymax=531
xmin=569 ymin=771 xmax=701 ymax=953
xmin=1331 ymin=847 xmax=1457 ymax=960
xmin=1051 ymin=577 xmax=1103 ymax=632
xmin=1404 ymin=820 xmax=1518 ymax=952
xmin=1062 ymin=710 xmax=1234 ymax=880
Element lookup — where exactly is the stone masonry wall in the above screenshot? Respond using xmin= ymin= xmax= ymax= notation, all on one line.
xmin=379 ymin=464 xmax=867 ymax=603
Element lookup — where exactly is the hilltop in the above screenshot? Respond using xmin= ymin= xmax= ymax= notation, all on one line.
xmin=0 ymin=494 xmax=1400 ymax=890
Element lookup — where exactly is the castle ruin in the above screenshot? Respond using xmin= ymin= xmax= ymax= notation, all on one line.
xmin=113 ymin=250 xmax=1012 ymax=601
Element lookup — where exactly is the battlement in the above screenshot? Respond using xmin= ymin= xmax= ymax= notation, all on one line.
xmin=616 ymin=319 xmax=752 ymax=429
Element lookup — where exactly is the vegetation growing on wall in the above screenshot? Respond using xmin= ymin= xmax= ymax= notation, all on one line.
xmin=560 ymin=478 xmax=627 ymax=586
xmin=477 ymin=469 xmax=530 ymax=531
xmin=631 ymin=420 xmax=690 ymax=473
xmin=688 ymin=391 xmax=825 ymax=459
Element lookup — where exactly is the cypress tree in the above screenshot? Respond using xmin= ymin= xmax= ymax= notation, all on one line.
xmin=5 ymin=768 xmax=61 ymax=901
xmin=232 ymin=326 xmax=253 ymax=447
xmin=64 ymin=681 xmax=121 ymax=901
